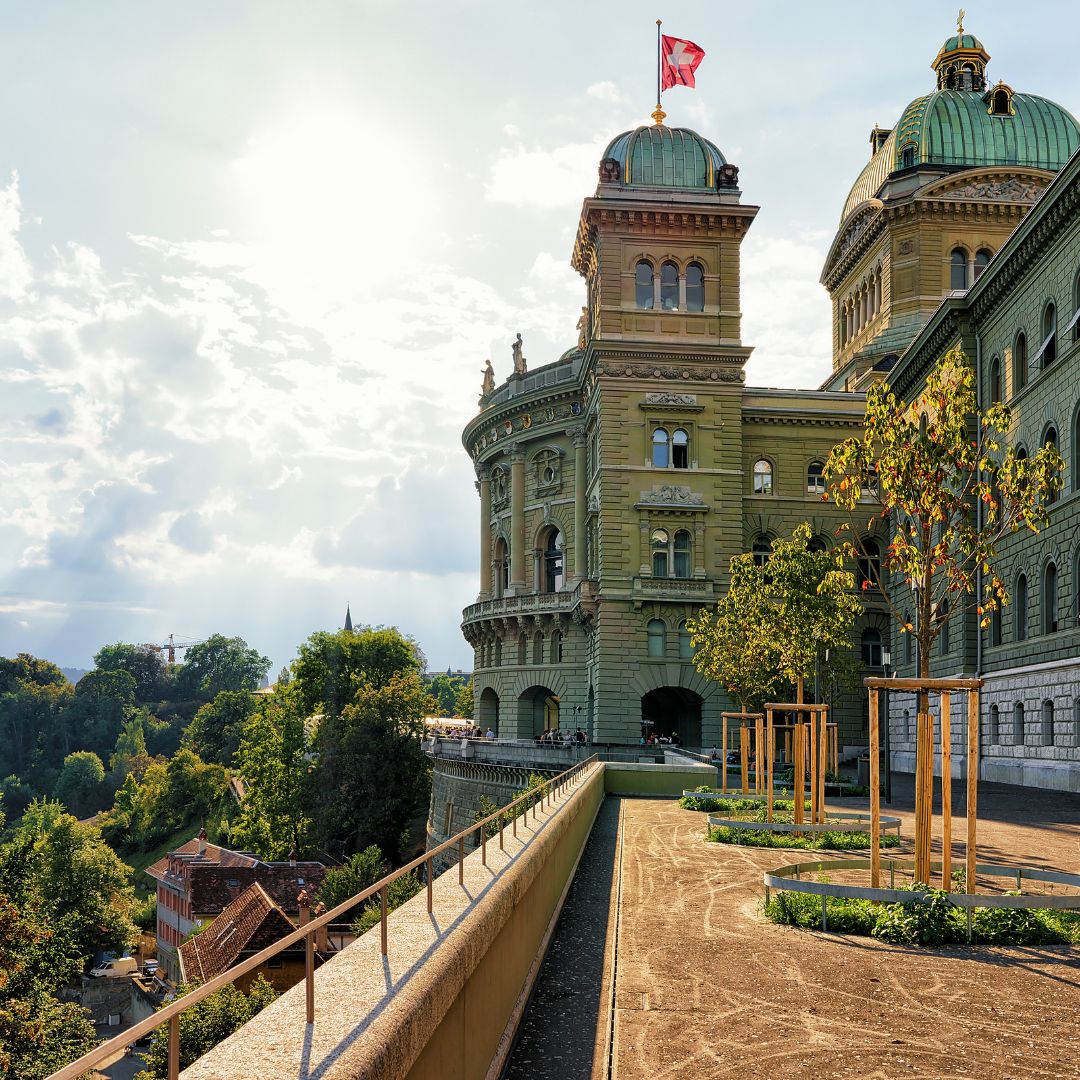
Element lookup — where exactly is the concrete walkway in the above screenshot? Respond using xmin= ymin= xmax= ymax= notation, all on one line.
xmin=511 ymin=780 xmax=1080 ymax=1079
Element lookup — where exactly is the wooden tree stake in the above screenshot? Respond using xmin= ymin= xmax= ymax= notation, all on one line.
xmin=869 ymin=688 xmax=880 ymax=888
xmin=809 ymin=710 xmax=819 ymax=825
xmin=740 ymin=723 xmax=749 ymax=794
xmin=793 ymin=722 xmax=805 ymax=827
xmin=766 ymin=707 xmax=775 ymax=822
xmin=721 ymin=715 xmax=728 ymax=794
xmin=940 ymin=692 xmax=952 ymax=890
xmin=967 ymin=689 xmax=979 ymax=892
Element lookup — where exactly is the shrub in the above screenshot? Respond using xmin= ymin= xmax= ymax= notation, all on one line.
xmin=707 ymin=825 xmax=899 ymax=851
xmin=971 ymin=900 xmax=1070 ymax=946
xmin=765 ymin=890 xmax=877 ymax=935
xmin=871 ymin=886 xmax=965 ymax=945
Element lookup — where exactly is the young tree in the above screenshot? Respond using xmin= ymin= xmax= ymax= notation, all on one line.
xmin=182 ymin=689 xmax=258 ymax=767
xmin=309 ymin=672 xmax=432 ymax=863
xmin=231 ymin=685 xmax=313 ymax=861
xmin=687 ymin=523 xmax=862 ymax=708
xmin=93 ymin=643 xmax=169 ymax=702
xmin=52 ymin=751 xmax=107 ymax=818
xmin=177 ymin=635 xmax=271 ymax=697
xmin=825 ymin=349 xmax=1062 ymax=684
xmin=454 ymin=680 xmax=474 ymax=720
xmin=316 ymin=845 xmax=388 ymax=911
xmin=425 ymin=673 xmax=465 ymax=718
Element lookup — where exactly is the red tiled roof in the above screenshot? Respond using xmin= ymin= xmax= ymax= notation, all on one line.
xmin=178 ymin=883 xmax=299 ymax=984
xmin=145 ymin=837 xmax=260 ymax=883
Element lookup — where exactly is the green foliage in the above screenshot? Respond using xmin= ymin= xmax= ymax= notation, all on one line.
xmin=317 ymin=845 xmax=388 ymax=913
xmin=142 ymin=976 xmax=277 ymax=1079
xmin=231 ymin=684 xmax=313 ymax=861
xmin=93 ymin=643 xmax=169 ymax=702
xmin=687 ymin=523 xmax=861 ymax=708
xmin=309 ymin=671 xmax=431 ymax=863
xmin=871 ymin=886 xmax=963 ymax=944
xmin=182 ymin=689 xmax=257 ymax=767
xmin=970 ymin=900 xmax=1067 ymax=946
xmin=707 ymin=825 xmax=899 ymax=851
xmin=425 ymin=673 xmax=467 ymax=717
xmin=764 ymin=889 xmax=879 ymax=935
xmin=824 ymin=348 xmax=1063 ymax=677
xmin=350 ymin=872 xmax=423 ymax=936
xmin=177 ymin=635 xmax=271 ymax=698
xmin=0 ymin=775 xmax=35 ymax=818
xmin=52 ymin=750 xmax=107 ymax=818
xmin=455 ymin=680 xmax=474 ymax=720
xmin=292 ymin=626 xmax=422 ymax=719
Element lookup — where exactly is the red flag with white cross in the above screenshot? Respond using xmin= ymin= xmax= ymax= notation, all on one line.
xmin=661 ymin=35 xmax=705 ymax=90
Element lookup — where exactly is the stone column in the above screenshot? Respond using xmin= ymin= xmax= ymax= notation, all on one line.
xmin=509 ymin=451 xmax=526 ymax=590
xmin=571 ymin=428 xmax=588 ymax=582
xmin=477 ymin=465 xmax=492 ymax=598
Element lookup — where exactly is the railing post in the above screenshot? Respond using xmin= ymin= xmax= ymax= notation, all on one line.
xmin=481 ymin=823 xmax=487 ymax=866
xmin=499 ymin=817 xmax=505 ymax=851
xmin=298 ymin=888 xmax=314 ymax=1024
xmin=458 ymin=836 xmax=465 ymax=885
xmin=380 ymin=885 xmax=388 ymax=956
xmin=426 ymin=857 xmax=433 ymax=913
xmin=168 ymin=1013 xmax=180 ymax=1080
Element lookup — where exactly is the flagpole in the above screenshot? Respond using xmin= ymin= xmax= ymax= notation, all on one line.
xmin=652 ymin=19 xmax=666 ymax=124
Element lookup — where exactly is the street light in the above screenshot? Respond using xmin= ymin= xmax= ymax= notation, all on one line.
xmin=881 ymin=644 xmax=893 ymax=804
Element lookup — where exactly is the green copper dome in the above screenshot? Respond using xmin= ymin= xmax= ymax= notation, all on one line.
xmin=602 ymin=125 xmax=726 ymax=188
xmin=938 ymin=32 xmax=985 ymax=55
xmin=893 ymin=91 xmax=1080 ymax=172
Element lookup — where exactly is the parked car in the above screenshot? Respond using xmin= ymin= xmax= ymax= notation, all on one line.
xmin=88 ymin=957 xmax=138 ymax=978
xmin=142 ymin=959 xmax=158 ymax=977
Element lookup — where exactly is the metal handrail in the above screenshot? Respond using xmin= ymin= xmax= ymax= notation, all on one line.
xmin=49 ymin=755 xmax=600 ymax=1080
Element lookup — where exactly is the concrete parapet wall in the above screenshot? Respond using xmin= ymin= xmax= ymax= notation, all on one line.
xmin=181 ymin=762 xmax=605 ymax=1080
xmin=603 ymin=761 xmax=716 ymax=796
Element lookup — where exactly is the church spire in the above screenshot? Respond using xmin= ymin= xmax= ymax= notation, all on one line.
xmin=344 ymin=604 xmax=353 ymax=633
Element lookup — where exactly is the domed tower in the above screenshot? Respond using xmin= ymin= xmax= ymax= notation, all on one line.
xmin=821 ymin=22 xmax=1080 ymax=391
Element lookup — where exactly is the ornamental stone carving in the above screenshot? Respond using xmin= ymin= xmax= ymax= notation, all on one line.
xmin=940 ymin=178 xmax=1041 ymax=202
xmin=639 ymin=484 xmax=706 ymax=506
xmin=645 ymin=391 xmax=698 ymax=406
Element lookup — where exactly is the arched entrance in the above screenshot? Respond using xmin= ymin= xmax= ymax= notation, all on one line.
xmin=641 ymin=687 xmax=702 ymax=747
xmin=477 ymin=687 xmax=499 ymax=735
xmin=518 ymin=685 xmax=560 ymax=737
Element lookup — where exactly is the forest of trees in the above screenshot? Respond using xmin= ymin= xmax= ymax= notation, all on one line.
xmin=0 ymin=621 xmax=451 ymax=1077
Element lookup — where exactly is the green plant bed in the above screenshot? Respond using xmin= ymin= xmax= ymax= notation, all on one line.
xmin=679 ymin=792 xmax=808 ymax=814
xmin=765 ymin=886 xmax=1080 ymax=945
xmin=709 ymin=825 xmax=900 ymax=851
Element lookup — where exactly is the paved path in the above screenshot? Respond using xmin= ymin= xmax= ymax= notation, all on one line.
xmin=510 ymin=778 xmax=1080 ymax=1079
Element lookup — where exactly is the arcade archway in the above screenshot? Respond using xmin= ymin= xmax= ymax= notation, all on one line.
xmin=641 ymin=687 xmax=703 ymax=747
xmin=518 ymin=685 xmax=560 ymax=736
xmin=477 ymin=687 xmax=499 ymax=734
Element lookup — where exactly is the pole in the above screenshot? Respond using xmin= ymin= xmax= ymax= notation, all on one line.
xmin=652 ymin=21 xmax=666 ymax=124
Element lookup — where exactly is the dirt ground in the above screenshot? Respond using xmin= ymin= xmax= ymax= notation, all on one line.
xmin=611 ymin=780 xmax=1080 ymax=1080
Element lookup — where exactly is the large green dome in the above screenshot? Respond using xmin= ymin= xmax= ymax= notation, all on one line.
xmin=893 ymin=90 xmax=1080 ymax=172
xmin=601 ymin=125 xmax=726 ymax=189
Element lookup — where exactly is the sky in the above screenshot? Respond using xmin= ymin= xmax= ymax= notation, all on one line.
xmin=2 ymin=1 xmax=1079 ymax=675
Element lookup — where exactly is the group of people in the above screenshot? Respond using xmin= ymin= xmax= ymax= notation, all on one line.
xmin=536 ymin=728 xmax=588 ymax=746
xmin=639 ymin=732 xmax=681 ymax=746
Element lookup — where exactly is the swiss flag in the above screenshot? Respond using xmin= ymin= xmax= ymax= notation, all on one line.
xmin=661 ymin=35 xmax=705 ymax=90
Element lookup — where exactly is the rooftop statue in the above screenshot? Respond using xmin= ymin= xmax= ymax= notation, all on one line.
xmin=512 ymin=332 xmax=527 ymax=376
xmin=481 ymin=358 xmax=495 ymax=400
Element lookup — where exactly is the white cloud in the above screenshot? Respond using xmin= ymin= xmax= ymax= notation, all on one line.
xmin=485 ymin=135 xmax=611 ymax=208
xmin=586 ymin=81 xmax=625 ymax=103
xmin=0 ymin=173 xmax=32 ymax=300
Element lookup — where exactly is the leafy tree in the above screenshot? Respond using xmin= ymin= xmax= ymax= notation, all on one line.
xmin=309 ymin=672 xmax=432 ymax=863
xmin=231 ymin=685 xmax=313 ymax=861
xmin=142 ymin=976 xmax=277 ymax=1079
xmin=0 ymin=654 xmax=67 ymax=693
xmin=0 ymin=661 xmax=73 ymax=785
xmin=52 ymin=751 xmax=107 ymax=818
xmin=109 ymin=711 xmax=153 ymax=783
xmin=69 ymin=668 xmax=137 ymax=757
xmin=0 ymin=888 xmax=97 ymax=1080
xmin=316 ymin=845 xmax=388 ymax=912
xmin=1 ymin=800 xmax=138 ymax=963
xmin=825 ymin=349 xmax=1062 ymax=686
xmin=0 ymin=775 xmax=35 ymax=819
xmin=351 ymin=872 xmax=422 ymax=935
xmin=182 ymin=689 xmax=257 ymax=767
xmin=93 ymin=642 xmax=169 ymax=702
xmin=425 ymin=673 xmax=465 ymax=717
xmin=177 ymin=634 xmax=271 ymax=698
xmin=292 ymin=627 xmax=422 ymax=719
xmin=455 ymin=680 xmax=474 ymax=720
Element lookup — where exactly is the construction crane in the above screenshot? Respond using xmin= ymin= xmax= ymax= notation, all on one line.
xmin=141 ymin=634 xmax=204 ymax=664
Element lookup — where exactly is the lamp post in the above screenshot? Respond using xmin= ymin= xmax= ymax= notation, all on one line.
xmin=881 ymin=644 xmax=893 ymax=804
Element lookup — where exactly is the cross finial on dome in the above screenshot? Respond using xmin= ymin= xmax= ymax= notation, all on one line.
xmin=957 ymin=8 xmax=965 ymax=35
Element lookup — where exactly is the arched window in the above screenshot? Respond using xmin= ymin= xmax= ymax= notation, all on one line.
xmin=685 ymin=263 xmax=704 ymax=312
xmin=635 ymin=260 xmax=654 ymax=309
xmin=532 ymin=631 xmax=544 ymax=666
xmin=494 ymin=538 xmax=510 ymax=598
xmin=517 ymin=633 xmax=527 ymax=665
xmin=1014 ymin=331 xmax=1028 ymax=390
xmin=1013 ymin=701 xmax=1025 ymax=745
xmin=806 ymin=460 xmax=825 ymax=495
xmin=660 ymin=261 xmax=679 ymax=310
xmin=652 ymin=427 xmax=669 ymax=468
xmin=939 ymin=598 xmax=950 ymax=655
xmin=647 ymin=619 xmax=666 ymax=658
xmin=950 ymin=248 xmax=968 ymax=291
xmin=1041 ymin=699 xmax=1055 ymax=746
xmin=1044 ymin=561 xmax=1058 ymax=633
xmin=861 ymin=628 xmax=883 ymax=667
xmin=678 ymin=621 xmax=692 ymax=659
xmin=990 ymin=605 xmax=1002 ymax=647
xmin=672 ymin=428 xmax=689 ymax=469
xmin=753 ymin=458 xmax=773 ymax=495
xmin=752 ymin=534 xmax=772 ymax=568
xmin=651 ymin=529 xmax=669 ymax=578
xmin=1015 ymin=573 xmax=1028 ymax=641
xmin=992 ymin=88 xmax=1011 ymax=115
xmin=550 ymin=630 xmax=563 ymax=665
xmin=989 ymin=356 xmax=1001 ymax=403
xmin=493 ymin=637 xmax=502 ymax=666
xmin=858 ymin=538 xmax=880 ymax=589
xmin=901 ymin=145 xmax=916 ymax=169
xmin=989 ymin=704 xmax=999 ymax=744
xmin=543 ymin=529 xmax=564 ymax=593
xmin=1040 ymin=302 xmax=1057 ymax=367
xmin=673 ymin=530 xmax=692 ymax=578
xmin=974 ymin=248 xmax=992 ymax=280
xmin=1045 ymin=427 xmax=1059 ymax=504
xmin=808 ymin=535 xmax=827 ymax=554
